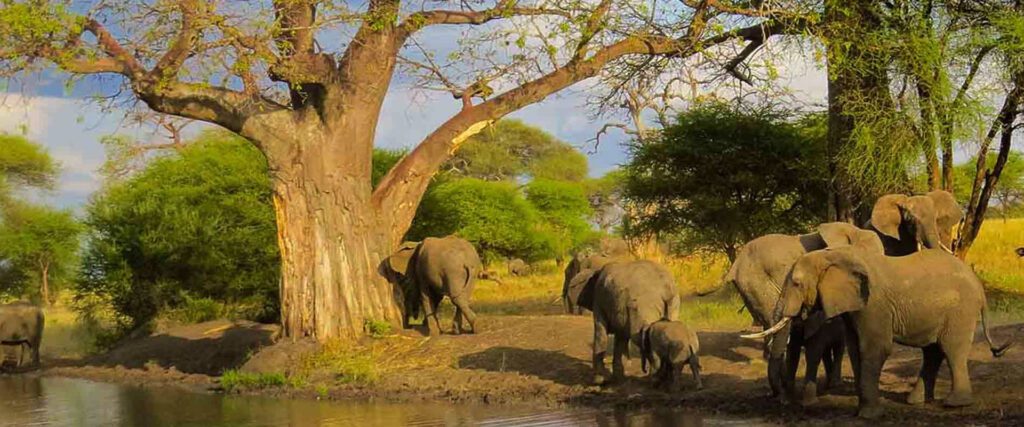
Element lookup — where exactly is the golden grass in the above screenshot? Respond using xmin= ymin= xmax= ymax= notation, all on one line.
xmin=965 ymin=218 xmax=1024 ymax=293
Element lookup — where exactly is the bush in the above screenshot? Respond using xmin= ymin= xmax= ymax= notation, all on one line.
xmin=220 ymin=370 xmax=288 ymax=392
xmin=408 ymin=178 xmax=555 ymax=262
xmin=77 ymin=130 xmax=280 ymax=330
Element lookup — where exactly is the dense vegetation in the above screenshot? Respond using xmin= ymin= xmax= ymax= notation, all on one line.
xmin=622 ymin=102 xmax=829 ymax=260
xmin=77 ymin=130 xmax=280 ymax=330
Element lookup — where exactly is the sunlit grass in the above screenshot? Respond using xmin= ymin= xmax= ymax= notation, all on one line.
xmin=40 ymin=302 xmax=98 ymax=359
xmin=966 ymin=218 xmax=1024 ymax=293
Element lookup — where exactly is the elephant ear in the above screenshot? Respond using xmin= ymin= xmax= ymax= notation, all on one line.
xmin=870 ymin=194 xmax=908 ymax=239
xmin=569 ymin=268 xmax=600 ymax=311
xmin=817 ymin=222 xmax=858 ymax=248
xmin=387 ymin=242 xmax=419 ymax=276
xmin=818 ymin=252 xmax=871 ymax=319
xmin=926 ymin=190 xmax=963 ymax=245
xmin=851 ymin=229 xmax=885 ymax=255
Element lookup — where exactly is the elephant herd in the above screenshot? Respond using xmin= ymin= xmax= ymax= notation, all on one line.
xmin=384 ymin=190 xmax=1012 ymax=418
xmin=556 ymin=190 xmax=1012 ymax=419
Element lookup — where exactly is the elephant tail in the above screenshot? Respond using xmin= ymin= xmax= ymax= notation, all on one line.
xmin=698 ymin=255 xmax=741 ymax=297
xmin=982 ymin=306 xmax=1013 ymax=358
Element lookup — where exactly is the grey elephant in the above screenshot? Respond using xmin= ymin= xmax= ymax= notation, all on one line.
xmin=753 ymin=246 xmax=1011 ymax=418
xmin=0 ymin=302 xmax=44 ymax=369
xmin=574 ymin=260 xmax=681 ymax=384
xmin=507 ymin=258 xmax=530 ymax=276
xmin=563 ymin=245 xmax=632 ymax=314
xmin=640 ymin=319 xmax=702 ymax=391
xmin=383 ymin=236 xmax=482 ymax=336
xmin=703 ymin=222 xmax=879 ymax=400
xmin=866 ymin=190 xmax=962 ymax=256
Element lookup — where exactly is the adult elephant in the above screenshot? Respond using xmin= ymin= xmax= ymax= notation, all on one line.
xmin=753 ymin=246 xmax=1011 ymax=418
xmin=382 ymin=236 xmax=482 ymax=336
xmin=574 ymin=260 xmax=681 ymax=384
xmin=0 ymin=302 xmax=44 ymax=369
xmin=866 ymin=190 xmax=962 ymax=256
xmin=707 ymin=222 xmax=881 ymax=401
xmin=562 ymin=243 xmax=632 ymax=314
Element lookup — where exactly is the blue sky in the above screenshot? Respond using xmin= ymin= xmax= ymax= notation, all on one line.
xmin=0 ymin=56 xmax=830 ymax=210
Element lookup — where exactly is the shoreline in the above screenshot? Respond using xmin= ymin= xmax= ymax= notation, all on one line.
xmin=19 ymin=316 xmax=1024 ymax=425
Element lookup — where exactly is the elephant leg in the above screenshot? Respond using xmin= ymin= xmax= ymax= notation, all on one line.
xmin=451 ymin=296 xmax=477 ymax=334
xmin=855 ymin=336 xmax=891 ymax=419
xmin=453 ymin=306 xmax=463 ymax=334
xmin=670 ymin=362 xmax=682 ymax=393
xmin=592 ymin=315 xmax=610 ymax=384
xmin=825 ymin=338 xmax=845 ymax=391
xmin=611 ymin=334 xmax=628 ymax=383
xmin=942 ymin=341 xmax=974 ymax=407
xmin=802 ymin=343 xmax=824 ymax=405
xmin=420 ymin=290 xmax=441 ymax=336
xmin=908 ymin=344 xmax=943 ymax=405
xmin=689 ymin=354 xmax=703 ymax=390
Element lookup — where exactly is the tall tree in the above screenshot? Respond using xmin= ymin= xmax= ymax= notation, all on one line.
xmin=1 ymin=1 xmax=813 ymax=339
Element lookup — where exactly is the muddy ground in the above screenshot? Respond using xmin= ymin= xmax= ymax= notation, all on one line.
xmin=26 ymin=314 xmax=1024 ymax=426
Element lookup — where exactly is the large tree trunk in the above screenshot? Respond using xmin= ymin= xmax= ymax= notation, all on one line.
xmin=824 ymin=0 xmax=894 ymax=222
xmin=261 ymin=116 xmax=404 ymax=340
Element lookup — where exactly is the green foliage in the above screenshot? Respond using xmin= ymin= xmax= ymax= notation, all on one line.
xmin=77 ymin=129 xmax=279 ymax=330
xmin=524 ymin=179 xmax=596 ymax=260
xmin=220 ymin=370 xmax=288 ymax=392
xmin=363 ymin=318 xmax=393 ymax=338
xmin=0 ymin=133 xmax=58 ymax=198
xmin=951 ymin=152 xmax=1024 ymax=217
xmin=448 ymin=120 xmax=587 ymax=182
xmin=623 ymin=102 xmax=828 ymax=258
xmin=408 ymin=178 xmax=552 ymax=261
xmin=371 ymin=148 xmax=407 ymax=189
xmin=0 ymin=202 xmax=83 ymax=301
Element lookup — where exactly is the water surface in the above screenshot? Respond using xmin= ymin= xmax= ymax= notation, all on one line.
xmin=0 ymin=376 xmax=762 ymax=426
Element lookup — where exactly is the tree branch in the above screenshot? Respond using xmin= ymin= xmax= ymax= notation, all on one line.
xmin=398 ymin=1 xmax=572 ymax=39
xmin=151 ymin=0 xmax=204 ymax=80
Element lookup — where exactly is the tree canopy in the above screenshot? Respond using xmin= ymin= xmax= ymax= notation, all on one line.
xmin=447 ymin=120 xmax=587 ymax=182
xmin=0 ymin=133 xmax=58 ymax=201
xmin=0 ymin=201 xmax=82 ymax=303
xmin=623 ymin=102 xmax=828 ymax=260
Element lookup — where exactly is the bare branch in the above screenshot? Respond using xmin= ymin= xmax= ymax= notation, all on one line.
xmin=398 ymin=1 xmax=572 ymax=38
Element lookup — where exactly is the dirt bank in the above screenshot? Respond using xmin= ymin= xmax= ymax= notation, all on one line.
xmin=34 ymin=315 xmax=1024 ymax=425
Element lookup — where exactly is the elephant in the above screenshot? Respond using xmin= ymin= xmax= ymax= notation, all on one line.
xmin=640 ymin=319 xmax=702 ymax=391
xmin=0 ymin=302 xmax=44 ymax=369
xmin=507 ymin=258 xmax=530 ymax=276
xmin=1015 ymin=247 xmax=1024 ymax=257
xmin=866 ymin=190 xmax=962 ymax=256
xmin=382 ymin=236 xmax=482 ymax=336
xmin=703 ymin=222 xmax=881 ymax=400
xmin=752 ymin=246 xmax=1012 ymax=418
xmin=563 ymin=245 xmax=633 ymax=314
xmin=574 ymin=260 xmax=681 ymax=384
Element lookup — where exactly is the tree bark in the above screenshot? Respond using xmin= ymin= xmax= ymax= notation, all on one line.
xmin=39 ymin=259 xmax=50 ymax=307
xmin=955 ymin=71 xmax=1023 ymax=258
xmin=823 ymin=0 xmax=894 ymax=222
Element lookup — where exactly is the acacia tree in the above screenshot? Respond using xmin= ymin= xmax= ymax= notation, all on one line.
xmin=1 ymin=0 xmax=813 ymax=339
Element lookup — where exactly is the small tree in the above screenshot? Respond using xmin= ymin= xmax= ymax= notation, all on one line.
xmin=448 ymin=120 xmax=587 ymax=182
xmin=0 ymin=134 xmax=58 ymax=201
xmin=524 ymin=179 xmax=596 ymax=261
xmin=623 ymin=103 xmax=828 ymax=260
xmin=79 ymin=130 xmax=279 ymax=327
xmin=0 ymin=202 xmax=82 ymax=305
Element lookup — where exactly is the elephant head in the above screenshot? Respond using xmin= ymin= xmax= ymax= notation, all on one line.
xmin=380 ymin=241 xmax=422 ymax=318
xmin=567 ymin=267 xmax=601 ymax=312
xmin=817 ymin=222 xmax=886 ymax=254
xmin=869 ymin=191 xmax=961 ymax=255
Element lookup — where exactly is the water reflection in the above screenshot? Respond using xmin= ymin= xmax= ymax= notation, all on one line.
xmin=0 ymin=376 xmax=763 ymax=426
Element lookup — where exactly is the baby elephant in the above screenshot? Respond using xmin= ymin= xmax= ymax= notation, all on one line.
xmin=640 ymin=320 xmax=702 ymax=391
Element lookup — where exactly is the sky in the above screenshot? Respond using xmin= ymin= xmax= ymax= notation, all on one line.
xmin=0 ymin=46 xmax=831 ymax=211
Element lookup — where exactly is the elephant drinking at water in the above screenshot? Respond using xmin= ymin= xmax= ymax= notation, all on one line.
xmin=0 ymin=302 xmax=44 ymax=370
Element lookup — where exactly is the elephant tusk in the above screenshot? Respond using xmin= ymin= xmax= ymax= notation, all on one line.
xmin=740 ymin=317 xmax=790 ymax=340
xmin=940 ymin=242 xmax=953 ymax=254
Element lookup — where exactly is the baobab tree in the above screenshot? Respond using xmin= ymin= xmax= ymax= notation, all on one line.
xmin=1 ymin=0 xmax=814 ymax=339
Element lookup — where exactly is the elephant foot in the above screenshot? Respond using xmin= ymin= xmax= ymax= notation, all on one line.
xmin=943 ymin=392 xmax=974 ymax=408
xmin=827 ymin=375 xmax=843 ymax=392
xmin=857 ymin=403 xmax=884 ymax=419
xmin=907 ymin=382 xmax=925 ymax=405
xmin=801 ymin=383 xmax=819 ymax=406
